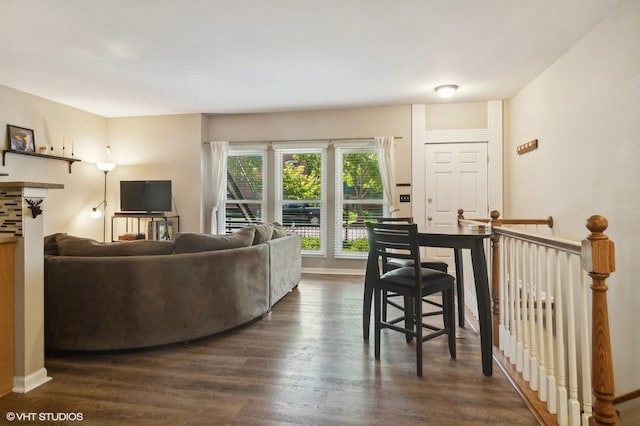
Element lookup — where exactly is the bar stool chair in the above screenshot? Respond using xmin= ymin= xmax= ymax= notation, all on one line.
xmin=366 ymin=222 xmax=456 ymax=376
xmin=376 ymin=217 xmax=449 ymax=321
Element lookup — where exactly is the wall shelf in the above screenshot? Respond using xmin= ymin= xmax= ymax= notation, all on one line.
xmin=2 ymin=149 xmax=81 ymax=173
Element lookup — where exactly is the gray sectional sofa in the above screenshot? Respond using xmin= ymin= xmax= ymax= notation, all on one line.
xmin=44 ymin=224 xmax=301 ymax=351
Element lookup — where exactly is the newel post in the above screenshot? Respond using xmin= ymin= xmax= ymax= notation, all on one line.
xmin=582 ymin=215 xmax=617 ymax=425
xmin=490 ymin=210 xmax=502 ymax=347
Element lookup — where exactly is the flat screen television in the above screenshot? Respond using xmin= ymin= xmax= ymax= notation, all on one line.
xmin=119 ymin=180 xmax=172 ymax=213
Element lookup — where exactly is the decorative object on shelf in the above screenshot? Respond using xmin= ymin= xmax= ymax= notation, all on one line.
xmin=434 ymin=84 xmax=459 ymax=100
xmin=7 ymin=125 xmax=35 ymax=152
xmin=25 ymin=198 xmax=43 ymax=218
xmin=516 ymin=139 xmax=538 ymax=155
xmin=90 ymin=159 xmax=117 ymax=242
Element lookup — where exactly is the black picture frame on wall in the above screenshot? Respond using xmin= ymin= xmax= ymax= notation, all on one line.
xmin=7 ymin=125 xmax=35 ymax=152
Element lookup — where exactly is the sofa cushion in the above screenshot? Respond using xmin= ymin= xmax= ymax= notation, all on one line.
xmin=44 ymin=233 xmax=65 ymax=256
xmin=174 ymin=227 xmax=255 ymax=254
xmin=56 ymin=234 xmax=175 ymax=256
xmin=271 ymin=222 xmax=288 ymax=239
xmin=250 ymin=224 xmax=274 ymax=244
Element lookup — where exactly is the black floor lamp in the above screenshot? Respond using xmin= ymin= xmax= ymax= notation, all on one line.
xmin=90 ymin=161 xmax=116 ymax=242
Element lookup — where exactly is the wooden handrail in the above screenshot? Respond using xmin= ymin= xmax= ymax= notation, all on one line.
xmin=457 ymin=208 xmax=553 ymax=228
xmin=613 ymin=389 xmax=640 ymax=406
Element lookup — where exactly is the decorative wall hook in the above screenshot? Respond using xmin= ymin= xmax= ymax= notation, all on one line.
xmin=25 ymin=198 xmax=43 ymax=218
xmin=516 ymin=139 xmax=538 ymax=155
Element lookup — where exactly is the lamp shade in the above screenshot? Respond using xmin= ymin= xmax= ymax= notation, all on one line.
xmin=435 ymin=84 xmax=459 ymax=100
xmin=96 ymin=162 xmax=116 ymax=172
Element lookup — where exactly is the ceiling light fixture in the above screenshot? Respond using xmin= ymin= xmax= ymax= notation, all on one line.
xmin=434 ymin=84 xmax=459 ymax=100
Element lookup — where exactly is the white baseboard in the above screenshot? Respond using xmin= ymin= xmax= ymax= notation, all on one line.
xmin=301 ymin=267 xmax=365 ymax=276
xmin=13 ymin=368 xmax=52 ymax=393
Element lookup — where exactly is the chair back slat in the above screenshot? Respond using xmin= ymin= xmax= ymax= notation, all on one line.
xmin=366 ymin=222 xmax=421 ymax=272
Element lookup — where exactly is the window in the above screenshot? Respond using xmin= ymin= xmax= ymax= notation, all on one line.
xmin=224 ymin=150 xmax=266 ymax=233
xmin=334 ymin=146 xmax=385 ymax=257
xmin=274 ymin=147 xmax=326 ymax=255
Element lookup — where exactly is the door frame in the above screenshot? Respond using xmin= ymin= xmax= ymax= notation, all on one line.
xmin=411 ymin=101 xmax=503 ymax=231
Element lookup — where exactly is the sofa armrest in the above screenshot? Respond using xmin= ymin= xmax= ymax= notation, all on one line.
xmin=266 ymin=233 xmax=301 ymax=307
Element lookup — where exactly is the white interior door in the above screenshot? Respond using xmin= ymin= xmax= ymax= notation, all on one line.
xmin=424 ymin=142 xmax=488 ymax=268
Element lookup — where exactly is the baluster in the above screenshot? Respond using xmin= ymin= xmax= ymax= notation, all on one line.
xmin=529 ymin=242 xmax=539 ymax=392
xmin=556 ymin=250 xmax=568 ymax=425
xmin=546 ymin=247 xmax=557 ymax=414
xmin=581 ymin=269 xmax=593 ymax=424
xmin=508 ymin=237 xmax=516 ymax=360
xmin=567 ymin=254 xmax=581 ymax=425
xmin=537 ymin=245 xmax=548 ymax=402
xmin=515 ymin=239 xmax=524 ymax=373
xmin=583 ymin=215 xmax=616 ymax=426
xmin=523 ymin=241 xmax=531 ymax=381
xmin=490 ymin=210 xmax=501 ymax=347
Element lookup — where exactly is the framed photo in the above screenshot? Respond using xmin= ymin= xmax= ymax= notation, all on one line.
xmin=7 ymin=125 xmax=35 ymax=152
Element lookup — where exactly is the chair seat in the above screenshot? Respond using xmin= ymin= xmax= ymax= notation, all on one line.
xmin=380 ymin=267 xmax=453 ymax=294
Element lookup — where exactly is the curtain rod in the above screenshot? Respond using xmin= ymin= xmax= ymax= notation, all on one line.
xmin=204 ymin=136 xmax=403 ymax=144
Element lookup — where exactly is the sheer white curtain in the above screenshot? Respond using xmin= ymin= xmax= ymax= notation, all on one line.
xmin=206 ymin=141 xmax=229 ymax=234
xmin=375 ymin=136 xmax=398 ymax=216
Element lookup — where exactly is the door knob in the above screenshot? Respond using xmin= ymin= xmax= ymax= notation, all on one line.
xmin=427 ymin=216 xmax=433 ymax=222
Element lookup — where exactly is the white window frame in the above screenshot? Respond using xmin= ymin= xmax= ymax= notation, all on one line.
xmin=223 ymin=148 xmax=267 ymax=233
xmin=274 ymin=145 xmax=327 ymax=256
xmin=334 ymin=144 xmax=386 ymax=259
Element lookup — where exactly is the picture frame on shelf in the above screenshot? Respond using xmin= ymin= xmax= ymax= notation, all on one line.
xmin=7 ymin=125 xmax=35 ymax=152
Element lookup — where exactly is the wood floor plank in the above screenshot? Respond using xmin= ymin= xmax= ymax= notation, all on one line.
xmin=0 ymin=274 xmax=540 ymax=425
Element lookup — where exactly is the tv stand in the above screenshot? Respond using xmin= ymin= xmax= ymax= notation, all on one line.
xmin=111 ymin=212 xmax=180 ymax=242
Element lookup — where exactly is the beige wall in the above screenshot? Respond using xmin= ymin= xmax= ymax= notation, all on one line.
xmin=107 ymin=114 xmax=204 ymax=234
xmin=208 ymin=106 xmax=411 ymax=271
xmin=425 ymin=102 xmax=487 ymax=130
xmin=507 ymin=0 xmax=640 ymax=404
xmin=0 ymin=85 xmax=109 ymax=240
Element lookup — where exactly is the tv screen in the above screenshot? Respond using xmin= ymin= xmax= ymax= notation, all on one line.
xmin=120 ymin=180 xmax=172 ymax=213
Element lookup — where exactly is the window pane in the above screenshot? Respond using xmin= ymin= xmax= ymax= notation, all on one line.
xmin=282 ymin=153 xmax=321 ymax=201
xmin=335 ymin=148 xmax=386 ymax=256
xmin=227 ymin=155 xmax=263 ymax=200
xmin=277 ymin=149 xmax=325 ymax=254
xmin=342 ymin=152 xmax=383 ymax=200
xmin=225 ymin=152 xmax=265 ymax=234
xmin=340 ymin=203 xmax=383 ymax=253
xmin=282 ymin=202 xmax=320 ymax=226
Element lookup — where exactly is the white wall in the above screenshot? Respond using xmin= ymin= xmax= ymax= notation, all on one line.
xmin=507 ymin=0 xmax=640 ymax=404
xmin=107 ymin=114 xmax=205 ymax=234
xmin=0 ymin=84 xmax=109 ymax=240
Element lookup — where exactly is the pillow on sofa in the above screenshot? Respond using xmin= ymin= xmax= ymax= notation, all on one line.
xmin=271 ymin=222 xmax=288 ymax=239
xmin=250 ymin=224 xmax=274 ymax=244
xmin=56 ymin=234 xmax=175 ymax=256
xmin=174 ymin=227 xmax=255 ymax=254
xmin=44 ymin=233 xmax=66 ymax=256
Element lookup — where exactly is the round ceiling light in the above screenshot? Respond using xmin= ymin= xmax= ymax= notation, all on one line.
xmin=434 ymin=84 xmax=459 ymax=100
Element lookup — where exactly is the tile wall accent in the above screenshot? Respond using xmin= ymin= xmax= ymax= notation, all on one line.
xmin=0 ymin=189 xmax=23 ymax=236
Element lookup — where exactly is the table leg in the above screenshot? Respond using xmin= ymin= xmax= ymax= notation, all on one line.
xmin=454 ymin=248 xmax=465 ymax=328
xmin=470 ymin=240 xmax=493 ymax=376
xmin=363 ymin=253 xmax=376 ymax=341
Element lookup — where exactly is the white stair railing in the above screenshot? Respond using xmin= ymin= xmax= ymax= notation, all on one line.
xmin=457 ymin=211 xmax=617 ymax=425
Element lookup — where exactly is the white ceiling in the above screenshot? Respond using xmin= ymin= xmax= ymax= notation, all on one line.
xmin=0 ymin=0 xmax=625 ymax=118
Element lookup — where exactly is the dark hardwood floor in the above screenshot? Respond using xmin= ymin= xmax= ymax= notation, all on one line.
xmin=0 ymin=274 xmax=539 ymax=425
